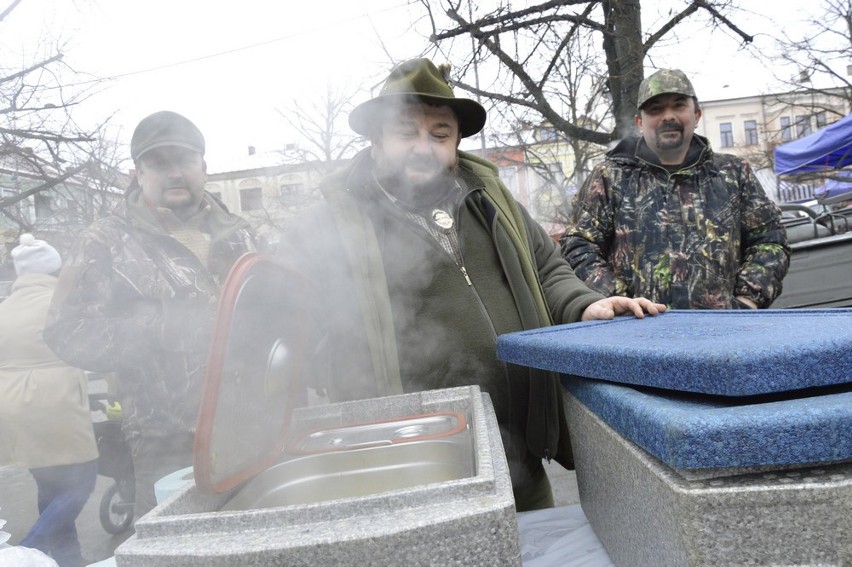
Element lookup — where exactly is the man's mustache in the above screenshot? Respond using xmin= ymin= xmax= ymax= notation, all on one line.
xmin=406 ymin=157 xmax=440 ymax=170
xmin=656 ymin=122 xmax=683 ymax=134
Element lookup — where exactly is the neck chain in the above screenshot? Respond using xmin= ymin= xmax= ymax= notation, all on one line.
xmin=372 ymin=172 xmax=458 ymax=232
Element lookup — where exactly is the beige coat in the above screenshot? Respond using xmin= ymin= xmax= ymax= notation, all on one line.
xmin=0 ymin=273 xmax=97 ymax=469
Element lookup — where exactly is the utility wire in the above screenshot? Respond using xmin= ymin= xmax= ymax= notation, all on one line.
xmin=67 ymin=1 xmax=411 ymax=87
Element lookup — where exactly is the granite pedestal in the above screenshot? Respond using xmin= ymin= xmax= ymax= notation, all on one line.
xmin=497 ymin=310 xmax=852 ymax=566
xmin=113 ymin=386 xmax=520 ymax=566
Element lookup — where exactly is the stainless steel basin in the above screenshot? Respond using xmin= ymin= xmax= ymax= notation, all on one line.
xmin=221 ymin=438 xmax=475 ymax=511
xmin=287 ymin=412 xmax=467 ymax=453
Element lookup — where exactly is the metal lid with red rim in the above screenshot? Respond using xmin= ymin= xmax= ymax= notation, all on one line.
xmin=194 ymin=253 xmax=315 ymax=493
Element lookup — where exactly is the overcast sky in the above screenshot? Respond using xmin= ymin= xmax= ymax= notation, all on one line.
xmin=5 ymin=0 xmax=834 ymax=172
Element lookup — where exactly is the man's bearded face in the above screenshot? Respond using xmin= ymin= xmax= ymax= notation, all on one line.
xmin=636 ymin=94 xmax=701 ymax=162
xmin=371 ymin=102 xmax=461 ymax=199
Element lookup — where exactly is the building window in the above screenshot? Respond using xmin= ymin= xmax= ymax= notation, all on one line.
xmin=498 ymin=166 xmax=519 ymax=196
xmin=719 ymin=123 xmax=734 ymax=148
xmin=780 ymin=117 xmax=792 ymax=141
xmin=795 ymin=115 xmax=811 ymax=138
xmin=240 ymin=187 xmax=263 ymax=211
xmin=537 ymin=127 xmax=558 ymax=142
xmin=815 ymin=111 xmax=827 ymax=129
xmin=280 ymin=183 xmax=305 ymax=195
xmin=743 ymin=120 xmax=759 ymax=146
xmin=66 ymin=198 xmax=81 ymax=215
xmin=534 ymin=162 xmax=566 ymax=193
xmin=34 ymin=193 xmax=53 ymax=219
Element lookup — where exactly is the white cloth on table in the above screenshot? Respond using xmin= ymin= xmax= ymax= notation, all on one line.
xmin=518 ymin=504 xmax=614 ymax=567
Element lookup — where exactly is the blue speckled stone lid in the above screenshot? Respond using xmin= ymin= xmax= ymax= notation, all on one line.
xmin=497 ymin=310 xmax=852 ymax=397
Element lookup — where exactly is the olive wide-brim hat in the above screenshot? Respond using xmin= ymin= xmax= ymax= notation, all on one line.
xmin=349 ymin=58 xmax=487 ymax=138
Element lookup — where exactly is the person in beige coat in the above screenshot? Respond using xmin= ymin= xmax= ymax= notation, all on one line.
xmin=0 ymin=234 xmax=98 ymax=567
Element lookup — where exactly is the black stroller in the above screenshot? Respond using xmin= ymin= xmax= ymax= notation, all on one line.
xmin=89 ymin=390 xmax=136 ymax=534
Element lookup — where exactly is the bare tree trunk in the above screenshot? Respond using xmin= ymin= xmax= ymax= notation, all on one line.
xmin=601 ymin=0 xmax=644 ymax=138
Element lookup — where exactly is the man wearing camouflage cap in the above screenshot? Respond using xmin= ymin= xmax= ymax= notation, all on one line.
xmin=561 ymin=69 xmax=790 ymax=309
xmin=45 ymin=111 xmax=260 ymax=521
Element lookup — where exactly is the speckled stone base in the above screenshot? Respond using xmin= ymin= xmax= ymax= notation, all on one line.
xmin=114 ymin=386 xmax=520 ymax=567
xmin=566 ymin=390 xmax=852 ymax=566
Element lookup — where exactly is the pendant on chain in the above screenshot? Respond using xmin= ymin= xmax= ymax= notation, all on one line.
xmin=431 ymin=209 xmax=454 ymax=230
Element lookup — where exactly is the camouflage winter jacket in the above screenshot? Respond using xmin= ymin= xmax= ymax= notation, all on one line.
xmin=45 ymin=188 xmax=257 ymax=440
xmin=560 ymin=135 xmax=790 ymax=309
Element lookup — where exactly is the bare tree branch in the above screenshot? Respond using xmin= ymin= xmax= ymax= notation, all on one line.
xmin=432 ymin=0 xmax=600 ymax=40
xmin=0 ymin=0 xmax=24 ymax=24
xmin=442 ymin=4 xmax=612 ymax=145
xmin=693 ymin=0 xmax=754 ymax=44
xmin=642 ymin=3 xmax=702 ymax=53
xmin=0 ymin=0 xmax=127 ymax=248
xmin=0 ymin=163 xmax=89 ymax=209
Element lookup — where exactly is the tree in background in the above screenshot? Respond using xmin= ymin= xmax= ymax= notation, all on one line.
xmin=0 ymin=0 xmax=125 ymax=264
xmin=276 ymin=83 xmax=367 ymax=175
xmin=416 ymin=0 xmax=756 ymax=224
xmin=220 ymin=83 xmax=370 ymax=243
xmin=420 ymin=0 xmax=755 ymax=142
xmin=740 ymin=0 xmax=851 ymax=194
xmin=768 ymin=0 xmax=851 ymax=113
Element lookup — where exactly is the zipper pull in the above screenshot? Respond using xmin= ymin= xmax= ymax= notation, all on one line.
xmin=460 ymin=266 xmax=472 ymax=286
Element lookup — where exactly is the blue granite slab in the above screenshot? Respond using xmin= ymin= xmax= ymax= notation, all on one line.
xmin=562 ymin=374 xmax=852 ymax=469
xmin=497 ymin=309 xmax=852 ymax=396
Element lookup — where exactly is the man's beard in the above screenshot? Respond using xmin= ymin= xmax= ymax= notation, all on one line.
xmin=375 ymin=159 xmax=459 ymax=209
xmin=161 ymin=186 xmax=203 ymax=219
xmin=654 ymin=122 xmax=685 ymax=150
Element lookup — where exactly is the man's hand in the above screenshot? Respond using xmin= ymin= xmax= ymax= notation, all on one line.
xmin=581 ymin=297 xmax=667 ymax=321
xmin=734 ymin=296 xmax=758 ymax=309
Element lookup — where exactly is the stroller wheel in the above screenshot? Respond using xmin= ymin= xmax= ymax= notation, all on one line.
xmin=100 ymin=482 xmax=135 ymax=534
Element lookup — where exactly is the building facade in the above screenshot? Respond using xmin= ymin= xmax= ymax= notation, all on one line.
xmin=205 ymin=149 xmax=335 ymax=248
xmin=695 ymin=88 xmax=850 ymax=202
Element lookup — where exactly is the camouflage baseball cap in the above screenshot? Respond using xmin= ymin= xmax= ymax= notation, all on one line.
xmin=636 ymin=69 xmax=696 ymax=110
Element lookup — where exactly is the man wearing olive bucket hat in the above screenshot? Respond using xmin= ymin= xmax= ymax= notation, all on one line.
xmin=279 ymin=58 xmax=665 ymax=511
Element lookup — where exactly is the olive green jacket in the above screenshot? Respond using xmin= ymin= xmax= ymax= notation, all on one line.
xmin=280 ymin=149 xmax=604 ymax=500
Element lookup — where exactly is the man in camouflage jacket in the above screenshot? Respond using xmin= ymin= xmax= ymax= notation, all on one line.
xmin=45 ymin=111 xmax=258 ymax=519
xmin=561 ymin=69 xmax=790 ymax=309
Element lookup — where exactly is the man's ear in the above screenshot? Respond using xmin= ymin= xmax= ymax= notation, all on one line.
xmin=694 ymin=108 xmax=702 ymax=126
xmin=634 ymin=113 xmax=643 ymax=131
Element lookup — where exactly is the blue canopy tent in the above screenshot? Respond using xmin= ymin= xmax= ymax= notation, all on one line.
xmin=774 ymin=112 xmax=852 ymax=176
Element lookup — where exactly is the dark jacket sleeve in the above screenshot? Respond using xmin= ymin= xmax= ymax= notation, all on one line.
xmin=559 ymin=163 xmax=626 ymax=297
xmin=520 ymin=205 xmax=606 ymax=324
xmin=733 ymin=160 xmax=791 ymax=307
xmin=44 ymin=227 xmax=162 ymax=373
